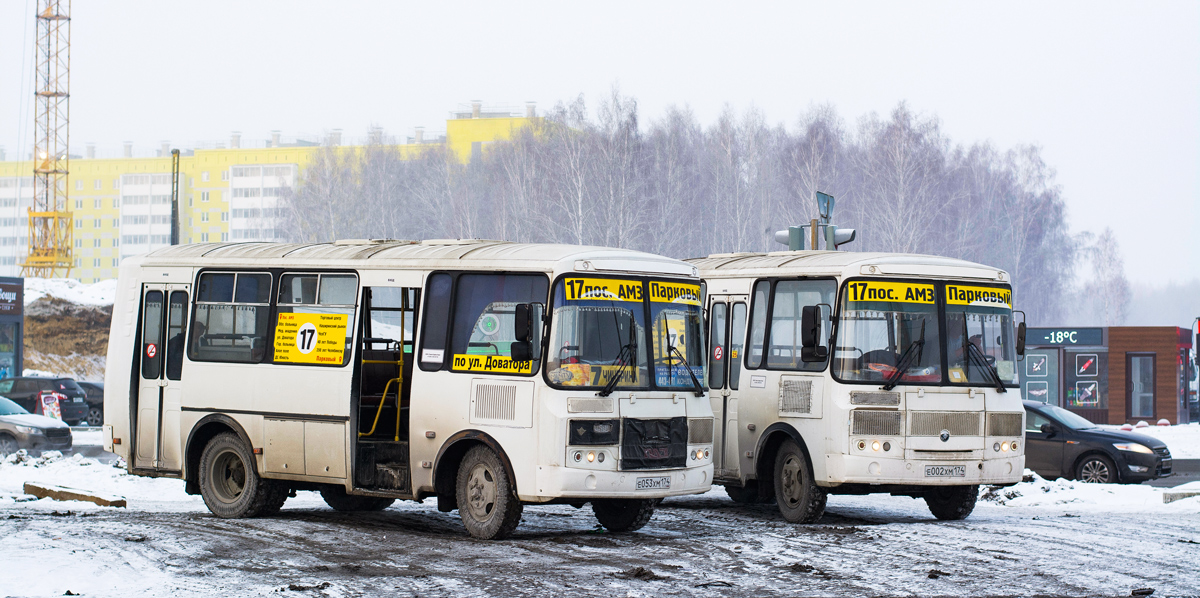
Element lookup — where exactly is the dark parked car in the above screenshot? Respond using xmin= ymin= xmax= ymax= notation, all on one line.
xmin=0 ymin=396 xmax=72 ymax=454
xmin=0 ymin=377 xmax=90 ymax=426
xmin=77 ymin=381 xmax=104 ymax=427
xmin=1023 ymin=400 xmax=1172 ymax=484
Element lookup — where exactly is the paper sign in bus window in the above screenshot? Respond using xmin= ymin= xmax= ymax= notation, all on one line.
xmin=1026 ymin=354 xmax=1048 ymax=377
xmin=452 ymin=354 xmax=533 ymax=374
xmin=273 ymin=312 xmax=348 ymax=365
xmin=1076 ymin=354 xmax=1098 ymax=377
xmin=944 ymin=285 xmax=1012 ymax=309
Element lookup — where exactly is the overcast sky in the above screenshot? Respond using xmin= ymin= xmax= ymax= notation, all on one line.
xmin=1 ymin=1 xmax=1196 ymax=286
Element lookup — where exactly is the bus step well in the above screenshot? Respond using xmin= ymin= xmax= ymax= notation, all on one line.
xmin=355 ymin=440 xmax=411 ymax=494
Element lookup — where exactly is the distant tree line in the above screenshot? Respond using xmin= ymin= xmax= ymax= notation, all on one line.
xmin=282 ymin=90 xmax=1106 ymax=325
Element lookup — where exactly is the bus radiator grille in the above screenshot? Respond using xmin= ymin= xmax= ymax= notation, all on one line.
xmin=909 ymin=412 xmax=982 ymax=437
xmin=688 ymin=418 xmax=714 ymax=444
xmin=850 ymin=410 xmax=902 ymax=436
xmin=986 ymin=413 xmax=1023 ymax=437
xmin=473 ymin=384 xmax=517 ymax=422
xmin=778 ymin=379 xmax=812 ymax=415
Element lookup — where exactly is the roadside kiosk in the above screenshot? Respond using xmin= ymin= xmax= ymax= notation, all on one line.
xmin=1022 ymin=326 xmax=1193 ymax=425
xmin=0 ymin=276 xmax=22 ymax=379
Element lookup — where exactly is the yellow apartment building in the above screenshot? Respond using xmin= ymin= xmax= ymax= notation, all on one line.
xmin=0 ymin=102 xmax=537 ymax=282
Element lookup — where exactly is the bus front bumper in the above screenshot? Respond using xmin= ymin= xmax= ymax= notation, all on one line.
xmin=825 ymin=453 xmax=1024 ymax=486
xmin=530 ymin=464 xmax=713 ymax=501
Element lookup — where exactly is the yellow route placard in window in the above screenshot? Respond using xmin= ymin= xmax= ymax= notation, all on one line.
xmin=845 ymin=280 xmax=935 ymax=304
xmin=452 ymin=354 xmax=533 ymax=374
xmin=274 ymin=312 xmax=348 ymax=364
xmin=945 ymin=284 xmax=1012 ymax=309
xmin=562 ymin=278 xmax=643 ymax=302
xmin=648 ymin=281 xmax=701 ymax=306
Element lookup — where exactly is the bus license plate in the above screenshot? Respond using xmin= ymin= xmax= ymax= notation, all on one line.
xmin=636 ymin=476 xmax=671 ymax=490
xmin=925 ymin=465 xmax=965 ymax=477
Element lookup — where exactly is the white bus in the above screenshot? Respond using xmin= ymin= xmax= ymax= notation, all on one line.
xmin=104 ymin=240 xmax=714 ymax=539
xmin=689 ymin=251 xmax=1025 ymax=522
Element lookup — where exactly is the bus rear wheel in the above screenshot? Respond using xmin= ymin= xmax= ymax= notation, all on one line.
xmin=592 ymin=499 xmax=655 ymax=532
xmin=924 ymin=485 xmax=979 ymax=520
xmin=773 ymin=439 xmax=826 ymax=523
xmin=320 ymin=485 xmax=395 ymax=512
xmin=199 ymin=432 xmax=287 ymax=518
xmin=455 ymin=445 xmax=522 ymax=540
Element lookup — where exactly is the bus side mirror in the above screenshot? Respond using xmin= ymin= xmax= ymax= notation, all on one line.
xmin=801 ymin=305 xmax=828 ymax=362
xmin=1016 ymin=321 xmax=1027 ymax=357
xmin=514 ymin=303 xmax=533 ymax=342
xmin=511 ymin=303 xmax=542 ymax=362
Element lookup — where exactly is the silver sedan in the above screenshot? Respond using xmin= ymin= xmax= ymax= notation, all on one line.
xmin=0 ymin=396 xmax=73 ymax=454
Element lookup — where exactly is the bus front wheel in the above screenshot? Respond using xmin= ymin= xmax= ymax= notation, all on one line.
xmin=592 ymin=499 xmax=655 ymax=532
xmin=924 ymin=485 xmax=979 ymax=520
xmin=199 ymin=432 xmax=288 ymax=518
xmin=455 ymin=445 xmax=523 ymax=540
xmin=773 ymin=439 xmax=826 ymax=523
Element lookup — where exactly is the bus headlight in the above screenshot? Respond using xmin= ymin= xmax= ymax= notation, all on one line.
xmin=993 ymin=442 xmax=1001 ymax=452
xmin=1000 ymin=442 xmax=1009 ymax=452
xmin=871 ymin=440 xmax=881 ymax=452
xmin=587 ymin=451 xmax=596 ymax=463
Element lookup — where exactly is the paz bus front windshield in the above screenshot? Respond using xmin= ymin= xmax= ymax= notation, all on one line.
xmin=834 ymin=280 xmax=942 ymax=385
xmin=545 ymin=276 xmax=705 ymax=391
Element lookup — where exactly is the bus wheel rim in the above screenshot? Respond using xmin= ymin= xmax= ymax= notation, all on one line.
xmin=465 ymin=463 xmax=497 ymax=521
xmin=780 ymin=455 xmax=803 ymax=506
xmin=212 ymin=450 xmax=247 ymax=502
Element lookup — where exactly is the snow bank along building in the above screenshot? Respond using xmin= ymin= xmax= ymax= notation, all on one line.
xmin=1021 ymin=326 xmax=1195 ymax=425
xmin=0 ymin=102 xmax=538 ymax=283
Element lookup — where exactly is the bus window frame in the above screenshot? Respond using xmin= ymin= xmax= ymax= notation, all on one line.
xmin=187 ymin=269 xmax=278 ymax=365
xmin=273 ymin=270 xmax=361 ymax=368
xmin=417 ymin=270 xmax=551 ymax=379
xmin=742 ymin=277 xmax=838 ymax=374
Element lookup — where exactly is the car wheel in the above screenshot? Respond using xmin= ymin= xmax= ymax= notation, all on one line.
xmin=455 ymin=445 xmax=522 ymax=540
xmin=1076 ymin=454 xmax=1116 ymax=483
xmin=773 ymin=439 xmax=826 ymax=523
xmin=199 ymin=432 xmax=287 ymax=518
xmin=86 ymin=407 xmax=103 ymax=427
xmin=0 ymin=433 xmax=18 ymax=456
xmin=592 ymin=499 xmax=656 ymax=532
xmin=924 ymin=485 xmax=979 ymax=520
xmin=319 ymin=485 xmax=395 ymax=511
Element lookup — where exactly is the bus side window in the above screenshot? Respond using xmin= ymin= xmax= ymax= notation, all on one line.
xmin=190 ymin=272 xmax=272 ymax=364
xmin=766 ymin=280 xmax=836 ymax=372
xmin=745 ymin=280 xmax=770 ymax=369
xmin=449 ymin=273 xmax=549 ymax=375
xmin=419 ymin=273 xmax=453 ymax=371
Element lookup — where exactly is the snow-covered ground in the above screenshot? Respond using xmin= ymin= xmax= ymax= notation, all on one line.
xmin=22 ymin=277 xmax=117 ymax=307
xmin=1100 ymin=422 xmax=1200 ymax=459
xmin=1 ymin=452 xmax=1198 ymax=597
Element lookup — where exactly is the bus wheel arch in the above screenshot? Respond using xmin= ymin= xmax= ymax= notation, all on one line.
xmin=184 ymin=414 xmax=255 ymax=496
xmin=753 ymin=424 xmax=812 ymax=501
xmin=432 ymin=431 xmax=518 ymax=513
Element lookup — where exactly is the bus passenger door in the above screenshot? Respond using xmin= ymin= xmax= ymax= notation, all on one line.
xmin=134 ymin=284 xmax=189 ymax=472
xmin=707 ymin=296 xmax=748 ymax=481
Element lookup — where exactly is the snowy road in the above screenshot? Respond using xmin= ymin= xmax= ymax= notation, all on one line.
xmin=3 ymin=456 xmax=1200 ymax=598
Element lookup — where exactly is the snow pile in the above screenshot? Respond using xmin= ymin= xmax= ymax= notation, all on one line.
xmin=980 ymin=471 xmax=1200 ymax=512
xmin=1098 ymin=423 xmax=1200 ymax=459
xmin=23 ymin=277 xmax=117 ymax=307
xmin=0 ymin=450 xmax=193 ymax=506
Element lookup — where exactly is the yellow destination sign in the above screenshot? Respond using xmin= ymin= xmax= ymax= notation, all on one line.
xmin=648 ymin=281 xmax=701 ymax=306
xmin=452 ymin=354 xmax=534 ymax=374
xmin=946 ymin=284 xmax=1012 ymax=309
xmin=547 ymin=363 xmax=639 ymax=387
xmin=562 ymin=278 xmax=643 ymax=302
xmin=274 ymin=312 xmax=348 ymax=364
xmin=845 ymin=280 xmax=935 ymax=304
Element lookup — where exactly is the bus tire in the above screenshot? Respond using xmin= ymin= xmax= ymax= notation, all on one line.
xmin=320 ymin=485 xmax=395 ymax=512
xmin=455 ymin=445 xmax=522 ymax=540
xmin=592 ymin=499 xmax=655 ymax=532
xmin=199 ymin=432 xmax=286 ymax=518
xmin=924 ymin=485 xmax=979 ymax=520
xmin=773 ymin=439 xmax=826 ymax=523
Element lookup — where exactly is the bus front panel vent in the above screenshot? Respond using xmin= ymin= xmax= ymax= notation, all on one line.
xmin=987 ymin=412 xmax=1024 ymax=437
xmin=910 ymin=411 xmax=982 ymax=437
xmin=850 ymin=391 xmax=900 ymax=407
xmin=778 ymin=378 xmax=813 ymax=415
xmin=851 ymin=410 xmax=902 ymax=436
xmin=688 ymin=417 xmax=715 ymax=444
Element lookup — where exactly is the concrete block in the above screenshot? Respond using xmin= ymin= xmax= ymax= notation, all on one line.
xmin=1163 ymin=481 xmax=1200 ymax=504
xmin=22 ymin=482 xmax=127 ymax=508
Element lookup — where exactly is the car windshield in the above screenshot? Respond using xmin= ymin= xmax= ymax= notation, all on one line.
xmin=1043 ymin=404 xmax=1098 ymax=430
xmin=0 ymin=396 xmax=29 ymax=415
xmin=944 ymin=284 xmax=1018 ymax=386
xmin=545 ymin=276 xmax=704 ymax=391
xmin=834 ymin=280 xmax=942 ymax=385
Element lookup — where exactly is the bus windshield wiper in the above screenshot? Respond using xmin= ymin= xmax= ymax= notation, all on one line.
xmin=882 ymin=319 xmax=926 ymax=391
xmin=966 ymin=341 xmax=1007 ymax=393
xmin=668 ymin=344 xmax=706 ymax=397
xmin=597 ymin=341 xmax=635 ymax=397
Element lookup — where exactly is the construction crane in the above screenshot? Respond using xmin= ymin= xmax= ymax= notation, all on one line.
xmin=21 ymin=0 xmax=72 ymax=279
